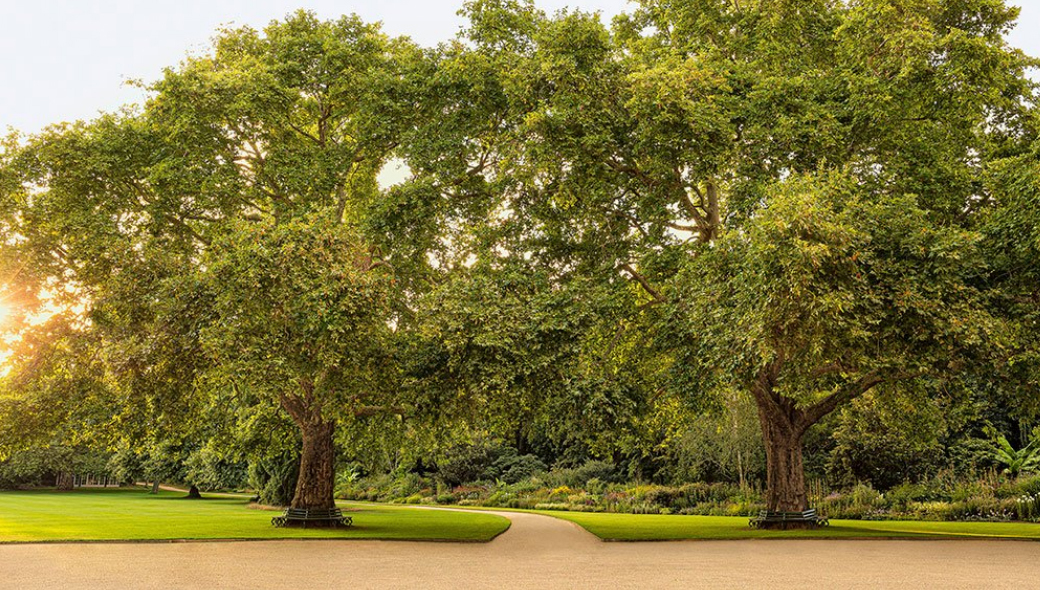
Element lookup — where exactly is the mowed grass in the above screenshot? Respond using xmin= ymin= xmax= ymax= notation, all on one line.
xmin=0 ymin=488 xmax=509 ymax=543
xmin=537 ymin=510 xmax=1040 ymax=541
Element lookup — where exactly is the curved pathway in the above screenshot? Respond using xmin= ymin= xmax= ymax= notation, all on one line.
xmin=1 ymin=509 xmax=1038 ymax=589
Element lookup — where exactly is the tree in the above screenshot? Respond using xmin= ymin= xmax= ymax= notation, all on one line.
xmin=673 ymin=174 xmax=996 ymax=510
xmin=406 ymin=0 xmax=1037 ymax=523
xmin=0 ymin=11 xmax=431 ymax=510
xmin=199 ymin=216 xmax=398 ymax=509
xmin=980 ymin=138 xmax=1040 ymax=421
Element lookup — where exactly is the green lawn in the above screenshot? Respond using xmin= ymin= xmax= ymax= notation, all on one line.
xmin=535 ymin=510 xmax=1040 ymax=541
xmin=0 ymin=488 xmax=509 ymax=543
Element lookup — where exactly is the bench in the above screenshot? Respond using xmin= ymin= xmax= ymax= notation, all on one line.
xmin=271 ymin=507 xmax=353 ymax=528
xmin=749 ymin=509 xmax=829 ymax=529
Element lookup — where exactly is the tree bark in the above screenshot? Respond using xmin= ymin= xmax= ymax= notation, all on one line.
xmin=751 ymin=361 xmax=813 ymax=528
xmin=186 ymin=484 xmax=202 ymax=499
xmin=290 ymin=420 xmax=336 ymax=510
xmin=55 ymin=472 xmax=74 ymax=491
xmin=760 ymin=416 xmax=808 ymax=513
xmin=150 ymin=480 xmax=161 ymax=494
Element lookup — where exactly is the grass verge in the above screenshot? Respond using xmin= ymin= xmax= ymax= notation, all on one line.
xmin=534 ymin=510 xmax=1040 ymax=541
xmin=0 ymin=488 xmax=509 ymax=543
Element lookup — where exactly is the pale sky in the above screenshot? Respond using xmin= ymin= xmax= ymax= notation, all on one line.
xmin=0 ymin=0 xmax=1037 ymax=134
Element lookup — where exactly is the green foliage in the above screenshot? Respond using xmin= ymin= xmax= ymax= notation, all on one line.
xmin=675 ymin=173 xmax=991 ymax=408
xmin=664 ymin=394 xmax=764 ymax=485
xmin=247 ymin=449 xmax=300 ymax=507
xmin=433 ymin=441 xmax=546 ymax=486
xmin=434 ymin=442 xmax=502 ymax=487
xmin=493 ymin=453 xmax=547 ymax=484
xmin=199 ymin=215 xmax=397 ymax=421
xmin=990 ymin=430 xmax=1040 ymax=477
xmin=544 ymin=460 xmax=621 ymax=488
xmin=0 ymin=447 xmax=111 ymax=489
xmin=183 ymin=445 xmax=249 ymax=492
xmin=828 ymin=390 xmax=947 ymax=489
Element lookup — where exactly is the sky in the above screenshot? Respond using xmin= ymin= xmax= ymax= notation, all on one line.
xmin=0 ymin=0 xmax=1037 ymax=134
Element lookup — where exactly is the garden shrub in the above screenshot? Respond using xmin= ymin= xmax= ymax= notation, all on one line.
xmin=493 ymin=453 xmax=547 ymax=484
xmin=573 ymin=460 xmax=619 ymax=484
xmin=435 ymin=493 xmax=457 ymax=504
xmin=1017 ymin=493 xmax=1040 ymax=521
xmin=949 ymin=479 xmax=992 ymax=503
xmin=1016 ymin=475 xmax=1040 ymax=497
xmin=249 ymin=451 xmax=299 ymax=506
xmin=332 ymin=456 xmax=1040 ymax=523
xmin=436 ymin=442 xmax=506 ymax=487
xmin=545 ymin=460 xmax=619 ymax=488
xmin=886 ymin=482 xmax=930 ymax=509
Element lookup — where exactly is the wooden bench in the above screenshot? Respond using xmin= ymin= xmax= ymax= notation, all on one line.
xmin=749 ymin=509 xmax=829 ymax=529
xmin=271 ymin=507 xmax=353 ymax=528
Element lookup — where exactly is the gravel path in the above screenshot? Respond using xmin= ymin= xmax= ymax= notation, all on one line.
xmin=1 ymin=509 xmax=1038 ymax=589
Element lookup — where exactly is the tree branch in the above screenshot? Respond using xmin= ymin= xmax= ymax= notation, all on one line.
xmin=618 ymin=263 xmax=666 ymax=303
xmin=800 ymin=370 xmax=923 ymax=430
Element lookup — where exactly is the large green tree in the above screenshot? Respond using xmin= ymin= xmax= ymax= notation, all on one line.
xmin=199 ymin=216 xmax=398 ymax=509
xmin=404 ymin=0 xmax=1037 ymax=519
xmin=0 ymin=11 xmax=430 ymax=510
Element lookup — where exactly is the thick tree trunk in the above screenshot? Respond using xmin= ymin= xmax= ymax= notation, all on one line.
xmin=150 ymin=480 xmax=161 ymax=494
xmin=290 ymin=420 xmax=336 ymax=510
xmin=186 ymin=484 xmax=202 ymax=499
xmin=761 ymin=419 xmax=808 ymax=513
xmin=751 ymin=362 xmax=814 ymax=528
xmin=55 ymin=472 xmax=74 ymax=491
xmin=748 ymin=360 xmax=900 ymax=529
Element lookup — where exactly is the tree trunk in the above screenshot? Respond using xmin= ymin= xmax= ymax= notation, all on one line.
xmin=752 ymin=364 xmax=813 ymax=529
xmin=186 ymin=484 xmax=202 ymax=499
xmin=290 ymin=420 xmax=336 ymax=510
xmin=55 ymin=472 xmax=74 ymax=491
xmin=150 ymin=480 xmax=161 ymax=494
xmin=761 ymin=418 xmax=808 ymax=513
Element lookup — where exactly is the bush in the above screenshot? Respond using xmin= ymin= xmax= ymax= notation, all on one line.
xmin=1017 ymin=493 xmax=1040 ymax=521
xmin=947 ymin=438 xmax=1000 ymax=474
xmin=817 ymin=483 xmax=885 ymax=519
xmin=1016 ymin=475 xmax=1040 ymax=497
xmin=949 ymin=479 xmax=991 ymax=503
xmin=574 ymin=460 xmax=619 ymax=484
xmin=946 ymin=497 xmax=1013 ymax=521
xmin=435 ymin=442 xmax=533 ymax=486
xmin=493 ymin=454 xmax=546 ymax=484
xmin=248 ymin=451 xmax=299 ymax=507
xmin=908 ymin=501 xmax=954 ymax=521
xmin=886 ymin=483 xmax=930 ymax=509
xmin=389 ymin=473 xmax=426 ymax=498
xmin=545 ymin=460 xmax=619 ymax=488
